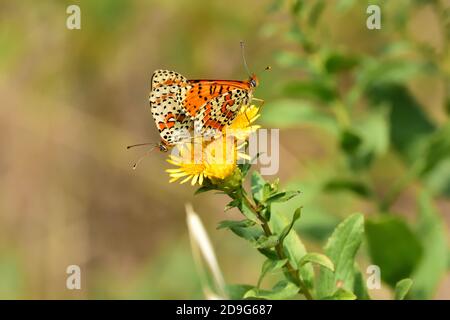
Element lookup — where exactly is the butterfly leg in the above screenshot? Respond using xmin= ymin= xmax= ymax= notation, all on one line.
xmin=251 ymin=97 xmax=265 ymax=111
xmin=240 ymin=97 xmax=264 ymax=125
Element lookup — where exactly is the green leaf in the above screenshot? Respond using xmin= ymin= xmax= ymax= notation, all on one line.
xmin=317 ymin=213 xmax=364 ymax=298
xmin=340 ymin=129 xmax=362 ymax=154
xmin=291 ymin=0 xmax=303 ymax=15
xmin=283 ymin=79 xmax=337 ymax=103
xmin=409 ymin=192 xmax=448 ymax=299
xmin=222 ymin=220 xmax=263 ymax=245
xmin=238 ymin=162 xmax=251 ymax=177
xmin=322 ymin=288 xmax=357 ymax=300
xmin=355 ymin=107 xmax=390 ymax=156
xmin=340 ymin=108 xmax=390 ymax=170
xmin=238 ymin=198 xmax=259 ymax=223
xmin=287 ymin=24 xmax=315 ymax=53
xmin=365 ymin=215 xmax=422 ymax=287
xmin=217 ymin=219 xmax=255 ymax=230
xmin=257 ymin=248 xmax=279 ymax=261
xmin=299 ymin=253 xmax=334 ymax=272
xmin=255 ymin=235 xmax=279 ymax=249
xmin=344 ymin=146 xmax=373 ymax=171
xmin=225 ymin=284 xmax=254 ymax=299
xmin=257 ymin=259 xmax=288 ymax=288
xmin=422 ymin=123 xmax=450 ymax=173
xmin=262 ymin=184 xmax=273 ymax=202
xmin=266 ymin=190 xmax=301 ymax=204
xmin=420 ymin=124 xmax=450 ymax=196
xmin=353 ymin=264 xmax=370 ymax=300
xmin=336 ymin=0 xmax=355 ymax=11
xmin=251 ymin=171 xmax=267 ymax=204
xmin=324 ymin=52 xmax=359 ymax=74
xmin=360 ymin=59 xmax=425 ymax=89
xmin=244 ymin=280 xmax=299 ymax=300
xmin=270 ymin=211 xmax=315 ymax=291
xmin=274 ymin=51 xmax=309 ymax=69
xmin=395 ymin=278 xmax=413 ymax=300
xmin=194 ymin=185 xmax=215 ymax=195
xmin=366 ymin=84 xmax=435 ymax=162
xmin=307 ymin=0 xmax=325 ymax=26
xmin=297 ymin=211 xmax=340 ymax=242
xmin=422 ymin=158 xmax=450 ymax=197
xmin=270 ymin=178 xmax=280 ymax=193
xmin=260 ymin=99 xmax=338 ymax=133
xmin=238 ymin=153 xmax=260 ymax=178
xmin=224 ymin=198 xmax=240 ymax=211
xmin=278 ymin=207 xmax=302 ymax=243
xmin=260 ymin=206 xmax=271 ymax=222
xmin=323 ymin=179 xmax=373 ymax=198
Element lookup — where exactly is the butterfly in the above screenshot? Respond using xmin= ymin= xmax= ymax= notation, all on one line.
xmin=149 ymin=69 xmax=259 ymax=152
xmin=127 ymin=42 xmax=265 ymax=169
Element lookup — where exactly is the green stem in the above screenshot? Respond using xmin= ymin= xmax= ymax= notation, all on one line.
xmin=240 ymin=191 xmax=314 ymax=300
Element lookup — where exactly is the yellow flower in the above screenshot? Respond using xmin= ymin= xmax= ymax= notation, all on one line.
xmin=166 ymin=136 xmax=238 ymax=186
xmin=166 ymin=105 xmax=260 ymax=186
xmin=166 ymin=140 xmax=207 ymax=185
xmin=225 ymin=105 xmax=261 ymax=140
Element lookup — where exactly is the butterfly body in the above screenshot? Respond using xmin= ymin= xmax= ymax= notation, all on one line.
xmin=149 ymin=70 xmax=258 ymax=150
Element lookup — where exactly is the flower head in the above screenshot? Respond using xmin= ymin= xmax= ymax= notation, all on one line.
xmin=166 ymin=105 xmax=260 ymax=186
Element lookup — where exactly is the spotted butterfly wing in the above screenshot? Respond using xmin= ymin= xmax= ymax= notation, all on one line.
xmin=149 ymin=70 xmax=192 ymax=146
xmin=183 ymin=79 xmax=255 ymax=138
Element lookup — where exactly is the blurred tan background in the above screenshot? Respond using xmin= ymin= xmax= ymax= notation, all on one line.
xmin=0 ymin=0 xmax=448 ymax=299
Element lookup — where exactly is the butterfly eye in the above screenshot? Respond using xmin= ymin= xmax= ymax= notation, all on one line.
xmin=250 ymin=79 xmax=257 ymax=87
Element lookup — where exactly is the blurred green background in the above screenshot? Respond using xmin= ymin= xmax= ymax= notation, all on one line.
xmin=0 ymin=0 xmax=449 ymax=299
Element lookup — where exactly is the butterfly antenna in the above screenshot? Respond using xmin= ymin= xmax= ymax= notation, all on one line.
xmin=240 ymin=41 xmax=252 ymax=77
xmin=127 ymin=142 xmax=156 ymax=149
xmin=132 ymin=145 xmax=159 ymax=170
xmin=132 ymin=155 xmax=146 ymax=170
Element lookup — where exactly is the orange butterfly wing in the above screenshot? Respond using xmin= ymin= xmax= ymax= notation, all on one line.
xmin=184 ymin=80 xmax=252 ymax=135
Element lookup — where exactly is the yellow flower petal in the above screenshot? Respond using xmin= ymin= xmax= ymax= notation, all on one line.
xmin=180 ymin=175 xmax=193 ymax=184
xmin=169 ymin=176 xmax=181 ymax=183
xmin=169 ymin=172 xmax=190 ymax=178
xmin=191 ymin=174 xmax=199 ymax=186
xmin=166 ymin=168 xmax=183 ymax=173
xmin=238 ymin=152 xmax=251 ymax=160
xmin=167 ymin=159 xmax=181 ymax=166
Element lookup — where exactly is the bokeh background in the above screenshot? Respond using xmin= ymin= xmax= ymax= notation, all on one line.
xmin=0 ymin=0 xmax=449 ymax=299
